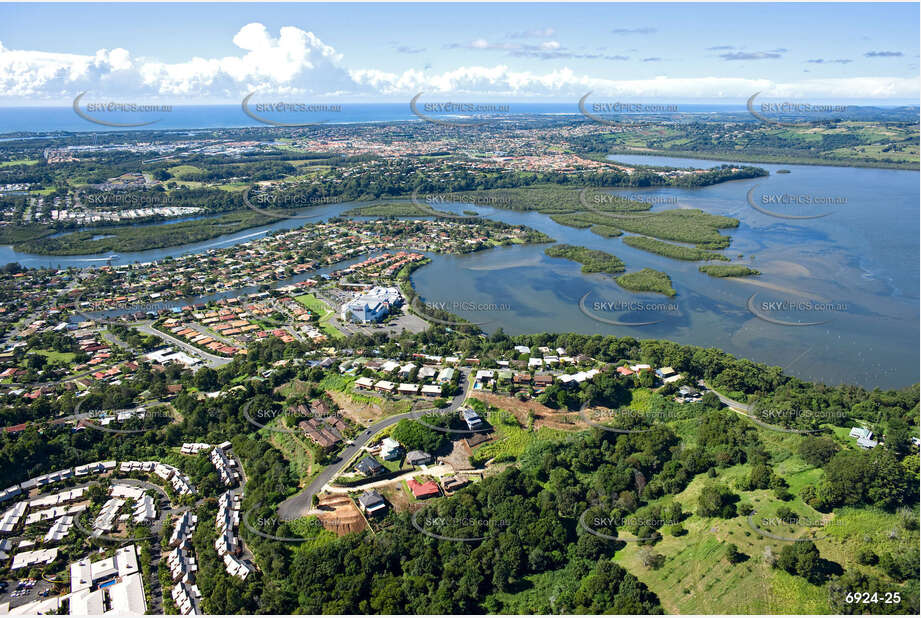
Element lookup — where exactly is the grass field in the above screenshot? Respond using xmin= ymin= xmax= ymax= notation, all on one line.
xmin=470 ymin=403 xmax=571 ymax=465
xmin=295 ymin=293 xmax=344 ymax=339
xmin=0 ymin=158 xmax=39 ymax=167
xmin=288 ymin=516 xmax=340 ymax=552
xmin=263 ymin=417 xmax=321 ymax=488
xmin=167 ymin=164 xmax=206 ymax=179
xmin=611 ymin=461 xmax=836 ymax=613
xmin=28 ymin=348 xmax=77 ymax=365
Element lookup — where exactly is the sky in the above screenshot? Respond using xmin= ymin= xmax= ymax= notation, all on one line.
xmin=0 ymin=2 xmax=918 ymax=105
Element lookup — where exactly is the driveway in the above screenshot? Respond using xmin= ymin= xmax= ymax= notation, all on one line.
xmin=318 ymin=464 xmax=454 ymax=494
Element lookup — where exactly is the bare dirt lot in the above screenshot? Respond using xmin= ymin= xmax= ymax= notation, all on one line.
xmin=316 ymin=494 xmax=367 ymax=535
xmin=471 ymin=392 xmax=587 ymax=431
xmin=441 ymin=438 xmax=473 ymax=470
xmin=379 ymin=483 xmax=415 ymax=514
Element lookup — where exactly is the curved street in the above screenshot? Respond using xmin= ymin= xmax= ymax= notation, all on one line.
xmin=277 ymin=368 xmax=471 ymax=521
xmin=701 ymin=381 xmax=752 ymax=413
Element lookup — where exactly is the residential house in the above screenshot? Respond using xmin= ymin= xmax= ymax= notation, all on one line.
xmin=358 ymin=491 xmax=388 ymax=517
xmin=355 ymin=456 xmax=384 ymax=477
xmin=407 ymin=479 xmax=440 ymax=500
xmin=406 ymin=450 xmax=433 ymax=466
xmin=380 ymin=438 xmax=402 ymax=461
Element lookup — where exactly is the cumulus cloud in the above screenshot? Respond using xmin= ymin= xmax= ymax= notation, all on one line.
xmin=0 ymin=25 xmax=917 ymax=103
xmin=806 ymin=58 xmax=853 ymax=64
xmin=0 ymin=23 xmax=358 ymax=101
xmin=349 ymin=67 xmax=919 ymax=100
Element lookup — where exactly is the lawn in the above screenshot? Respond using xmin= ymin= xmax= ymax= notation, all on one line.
xmin=318 ymin=373 xmax=354 ymax=393
xmin=28 ymin=348 xmax=77 ymax=365
xmin=295 ymin=293 xmax=344 ymax=339
xmin=167 ymin=164 xmax=206 ymax=179
xmin=627 ymin=387 xmax=655 ymax=411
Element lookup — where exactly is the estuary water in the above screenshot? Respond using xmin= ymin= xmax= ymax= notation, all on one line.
xmin=2 ymin=154 xmax=917 ymax=388
xmin=410 ymin=155 xmax=919 ymax=389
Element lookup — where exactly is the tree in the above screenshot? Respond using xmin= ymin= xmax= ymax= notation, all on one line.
xmin=697 ymin=483 xmax=738 ymax=518
xmin=390 ymin=418 xmax=448 ymax=454
xmin=856 ymin=548 xmax=878 ymax=566
xmin=749 ymin=463 xmax=773 ymax=489
xmin=821 ymin=449 xmax=915 ymax=510
xmin=195 ymin=367 xmax=219 ymax=391
xmin=776 ymin=540 xmax=822 ymax=583
xmin=725 ymin=543 xmax=744 ymax=564
xmin=701 ymin=391 xmax=722 ymax=409
xmin=798 ymin=436 xmax=839 ymax=467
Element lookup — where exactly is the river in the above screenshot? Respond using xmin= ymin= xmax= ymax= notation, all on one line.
xmin=3 ymin=155 xmax=917 ymax=388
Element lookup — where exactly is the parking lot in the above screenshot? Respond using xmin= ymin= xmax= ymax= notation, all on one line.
xmin=0 ymin=577 xmax=57 ymax=610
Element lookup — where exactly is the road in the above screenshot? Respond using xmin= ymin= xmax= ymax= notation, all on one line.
xmin=318 ymin=464 xmax=454 ymax=494
xmin=277 ymin=368 xmax=471 ymax=521
xmin=133 ymin=322 xmax=233 ymax=369
xmin=701 ymin=381 xmax=752 ymax=413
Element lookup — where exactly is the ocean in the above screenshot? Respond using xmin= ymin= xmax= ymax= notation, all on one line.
xmin=0 ymin=103 xmax=750 ymax=134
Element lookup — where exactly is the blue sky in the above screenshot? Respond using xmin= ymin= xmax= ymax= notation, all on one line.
xmin=0 ymin=2 xmax=918 ymax=104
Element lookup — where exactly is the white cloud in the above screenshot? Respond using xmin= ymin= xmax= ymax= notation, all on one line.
xmin=0 ymin=24 xmax=356 ymax=102
xmin=0 ymin=26 xmax=917 ymax=103
xmin=351 ymin=67 xmax=919 ymax=101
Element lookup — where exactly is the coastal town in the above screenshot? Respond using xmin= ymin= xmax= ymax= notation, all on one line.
xmin=0 ymin=80 xmax=916 ymax=618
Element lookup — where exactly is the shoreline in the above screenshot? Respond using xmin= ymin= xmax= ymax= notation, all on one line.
xmin=604 ymin=147 xmax=920 ymax=171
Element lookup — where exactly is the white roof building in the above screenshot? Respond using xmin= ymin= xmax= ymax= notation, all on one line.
xmin=11 ymin=547 xmax=58 ymax=570
xmin=45 ymin=515 xmax=75 ymax=544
